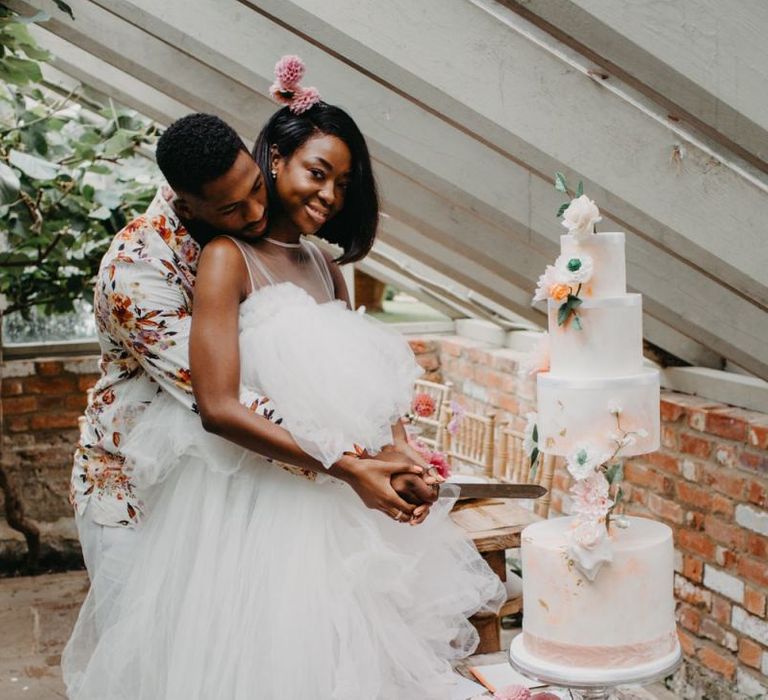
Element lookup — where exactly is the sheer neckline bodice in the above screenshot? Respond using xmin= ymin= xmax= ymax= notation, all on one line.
xmin=226 ymin=236 xmax=335 ymax=305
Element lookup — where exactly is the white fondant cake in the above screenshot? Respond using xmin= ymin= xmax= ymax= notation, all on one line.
xmin=537 ymin=232 xmax=660 ymax=457
xmin=519 ymin=516 xmax=679 ymax=671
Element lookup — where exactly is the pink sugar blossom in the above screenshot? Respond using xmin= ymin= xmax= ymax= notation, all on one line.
xmin=289 ymin=86 xmax=321 ymax=114
xmin=494 ymin=685 xmax=531 ymax=700
xmin=274 ymin=54 xmax=305 ymax=88
xmin=570 ymin=470 xmax=612 ymax=520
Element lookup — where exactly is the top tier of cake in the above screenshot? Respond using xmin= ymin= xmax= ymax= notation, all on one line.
xmin=548 ymin=232 xmax=641 ymax=378
xmin=560 ymin=232 xmax=626 ymax=298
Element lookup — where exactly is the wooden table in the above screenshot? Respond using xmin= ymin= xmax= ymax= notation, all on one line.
xmin=450 ymin=499 xmax=542 ymax=653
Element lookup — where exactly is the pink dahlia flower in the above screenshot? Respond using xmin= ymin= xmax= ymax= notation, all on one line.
xmin=289 ymin=86 xmax=321 ymax=114
xmin=494 ymin=685 xmax=531 ymax=700
xmin=411 ymin=392 xmax=436 ymax=418
xmin=274 ymin=54 xmax=305 ymax=88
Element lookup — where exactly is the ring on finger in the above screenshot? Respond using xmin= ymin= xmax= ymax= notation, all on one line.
xmin=394 ymin=509 xmax=404 ymax=522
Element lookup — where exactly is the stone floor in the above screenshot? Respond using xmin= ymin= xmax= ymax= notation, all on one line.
xmin=0 ymin=571 xmax=679 ymax=699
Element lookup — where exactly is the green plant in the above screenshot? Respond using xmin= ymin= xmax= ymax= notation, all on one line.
xmin=0 ymin=4 xmax=160 ymax=568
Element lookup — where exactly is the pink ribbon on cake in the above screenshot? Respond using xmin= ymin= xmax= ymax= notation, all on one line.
xmin=523 ymin=629 xmax=678 ymax=668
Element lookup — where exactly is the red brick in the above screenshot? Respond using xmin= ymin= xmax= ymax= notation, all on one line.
xmin=408 ymin=339 xmax=435 ymax=355
xmin=648 ymin=493 xmax=684 ymax=524
xmin=682 ymin=555 xmax=704 ymax=583
xmin=440 ymin=339 xmax=467 ymax=357
xmin=740 ymin=449 xmax=768 ymax=474
xmin=677 ymin=605 xmax=701 ymax=633
xmin=711 ymin=494 xmax=734 ymax=518
xmin=2 ymin=378 xmax=23 ymax=396
xmin=645 ymin=451 xmax=680 ymax=475
xmin=711 ymin=595 xmax=732 ymax=626
xmin=700 ymin=619 xmax=734 ymax=651
xmin=2 ymin=395 xmax=38 ymax=415
xmin=65 ymin=394 xmax=88 ymax=411
xmin=23 ymin=375 xmax=77 ymax=395
xmin=701 ymin=465 xmax=745 ymax=500
xmin=697 ymin=645 xmax=736 ymax=679
xmin=624 ymin=462 xmax=670 ymax=493
xmin=747 ymin=480 xmax=767 ymax=507
xmin=661 ymin=424 xmax=679 ymax=450
xmin=660 ymin=396 xmax=687 ymax=422
xmin=704 ymin=516 xmax=747 ymax=550
xmin=738 ymin=556 xmax=768 ymax=588
xmin=6 ymin=415 xmax=29 ymax=432
xmin=705 ymin=408 xmax=749 ymax=442
xmin=488 ymin=392 xmax=519 ymax=415
xmin=738 ymin=638 xmax=763 ymax=669
xmin=680 ymin=432 xmax=713 ymax=458
xmin=745 ymin=587 xmax=767 ymax=618
xmin=29 ymin=413 xmax=80 ymax=431
xmin=746 ymin=533 xmax=768 ymax=559
xmin=748 ymin=422 xmax=768 ymax=450
xmin=468 ymin=348 xmax=494 ymax=365
xmin=677 ymin=481 xmax=712 ymax=510
xmin=715 ymin=546 xmax=739 ymax=569
xmin=678 ymin=529 xmax=716 ymax=559
xmin=686 ymin=510 xmax=706 ymax=531
xmin=678 ymin=629 xmax=697 ymax=657
xmin=34 ymin=360 xmax=62 ymax=376
xmin=415 ymin=352 xmax=440 ymax=372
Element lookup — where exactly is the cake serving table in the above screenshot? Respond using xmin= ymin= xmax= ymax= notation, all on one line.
xmin=509 ymin=635 xmax=681 ymax=699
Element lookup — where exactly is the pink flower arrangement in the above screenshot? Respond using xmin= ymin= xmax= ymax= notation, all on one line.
xmin=411 ymin=392 xmax=436 ymax=418
xmin=409 ymin=439 xmax=451 ymax=479
xmin=447 ymin=399 xmax=466 ymax=435
xmin=269 ymin=55 xmax=321 ymax=114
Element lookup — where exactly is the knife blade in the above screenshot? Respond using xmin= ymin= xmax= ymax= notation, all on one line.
xmin=438 ymin=482 xmax=547 ymax=500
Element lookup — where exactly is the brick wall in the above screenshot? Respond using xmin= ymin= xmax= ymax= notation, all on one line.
xmin=1 ymin=356 xmax=98 ymax=562
xmin=409 ymin=334 xmax=768 ymax=699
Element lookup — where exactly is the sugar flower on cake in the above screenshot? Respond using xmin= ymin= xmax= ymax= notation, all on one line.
xmin=520 ymin=332 xmax=550 ymax=375
xmin=566 ymin=442 xmax=609 ymax=481
xmin=532 ymin=264 xmax=565 ymax=303
xmin=571 ymin=470 xmax=613 ymax=520
xmin=561 ymin=194 xmax=602 ymax=241
xmin=555 ymin=252 xmax=593 ymax=285
xmin=523 ymin=412 xmax=540 ymax=470
xmin=565 ymin=516 xmax=614 ymax=581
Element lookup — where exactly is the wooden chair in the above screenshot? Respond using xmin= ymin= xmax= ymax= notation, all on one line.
xmin=442 ymin=407 xmax=496 ymax=478
xmin=407 ymin=379 xmax=452 ymax=451
xmin=496 ymin=424 xmax=556 ymax=519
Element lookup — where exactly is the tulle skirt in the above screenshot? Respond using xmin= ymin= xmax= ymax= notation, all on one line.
xmin=62 ymin=411 xmax=505 ymax=699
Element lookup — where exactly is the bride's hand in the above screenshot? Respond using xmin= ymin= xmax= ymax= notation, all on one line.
xmin=333 ymin=454 xmax=424 ymax=523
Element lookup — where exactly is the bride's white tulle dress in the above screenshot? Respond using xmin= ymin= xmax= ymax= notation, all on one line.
xmin=62 ymin=246 xmax=504 ymax=699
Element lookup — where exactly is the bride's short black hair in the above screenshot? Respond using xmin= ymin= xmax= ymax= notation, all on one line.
xmin=253 ymin=103 xmax=379 ymax=264
xmin=156 ymin=113 xmax=247 ymax=196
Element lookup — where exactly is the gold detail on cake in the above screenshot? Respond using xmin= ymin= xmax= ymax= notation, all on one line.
xmin=559 ymin=428 xmax=567 ymax=437
xmin=538 ymin=599 xmax=550 ymax=611
xmin=546 ymin=437 xmax=555 ymax=448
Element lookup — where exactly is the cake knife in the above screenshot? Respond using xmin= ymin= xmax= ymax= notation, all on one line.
xmin=437 ymin=483 xmax=547 ymax=500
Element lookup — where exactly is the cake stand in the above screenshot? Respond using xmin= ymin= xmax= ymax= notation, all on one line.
xmin=509 ymin=634 xmax=681 ymax=699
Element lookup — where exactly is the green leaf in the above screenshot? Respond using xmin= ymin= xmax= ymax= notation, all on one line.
xmin=554 ymin=172 xmax=568 ymax=193
xmin=52 ymin=1 xmax=75 ymax=20
xmin=88 ymin=205 xmax=112 ymax=220
xmin=567 ymin=294 xmax=583 ymax=309
xmin=530 ymin=447 xmax=539 ymax=472
xmin=556 ymin=201 xmax=569 ymax=218
xmin=576 ymin=180 xmax=584 ymax=198
xmin=606 ymin=462 xmax=624 ymax=485
xmin=572 ymin=315 xmax=582 ymax=331
xmin=9 ymin=148 xmax=59 ymax=180
xmin=532 ymin=423 xmax=538 ymax=443
xmin=557 ymin=301 xmax=570 ymax=327
xmin=102 ymin=129 xmax=135 ymax=157
xmin=0 ymin=55 xmax=42 ymax=85
xmin=614 ymin=487 xmax=624 ymax=506
xmin=5 ymin=10 xmax=48 ymax=26
xmin=0 ymin=161 xmax=21 ymax=204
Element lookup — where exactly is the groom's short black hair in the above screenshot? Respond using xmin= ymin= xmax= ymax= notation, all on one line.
xmin=156 ymin=113 xmax=247 ymax=196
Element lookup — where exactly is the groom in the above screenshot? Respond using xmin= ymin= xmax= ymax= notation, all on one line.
xmin=72 ymin=113 xmax=435 ymax=586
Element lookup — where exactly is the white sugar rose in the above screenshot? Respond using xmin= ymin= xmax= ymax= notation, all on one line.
xmin=561 ymin=194 xmax=602 ymax=240
xmin=555 ymin=253 xmax=593 ymax=285
xmin=567 ymin=442 xmax=608 ymax=480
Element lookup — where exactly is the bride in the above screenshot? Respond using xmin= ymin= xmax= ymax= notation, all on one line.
xmin=63 ymin=57 xmax=504 ymax=699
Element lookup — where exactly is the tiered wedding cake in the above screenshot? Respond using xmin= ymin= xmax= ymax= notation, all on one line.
xmin=510 ymin=190 xmax=680 ymax=685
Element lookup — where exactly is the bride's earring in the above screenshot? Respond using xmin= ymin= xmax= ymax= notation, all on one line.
xmin=271 ymin=169 xmax=277 ymax=179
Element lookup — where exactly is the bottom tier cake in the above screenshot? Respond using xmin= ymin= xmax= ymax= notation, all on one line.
xmin=515 ymin=516 xmax=680 ymax=681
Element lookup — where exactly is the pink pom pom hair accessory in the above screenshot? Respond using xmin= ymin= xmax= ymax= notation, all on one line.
xmin=269 ymin=55 xmax=322 ymax=115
